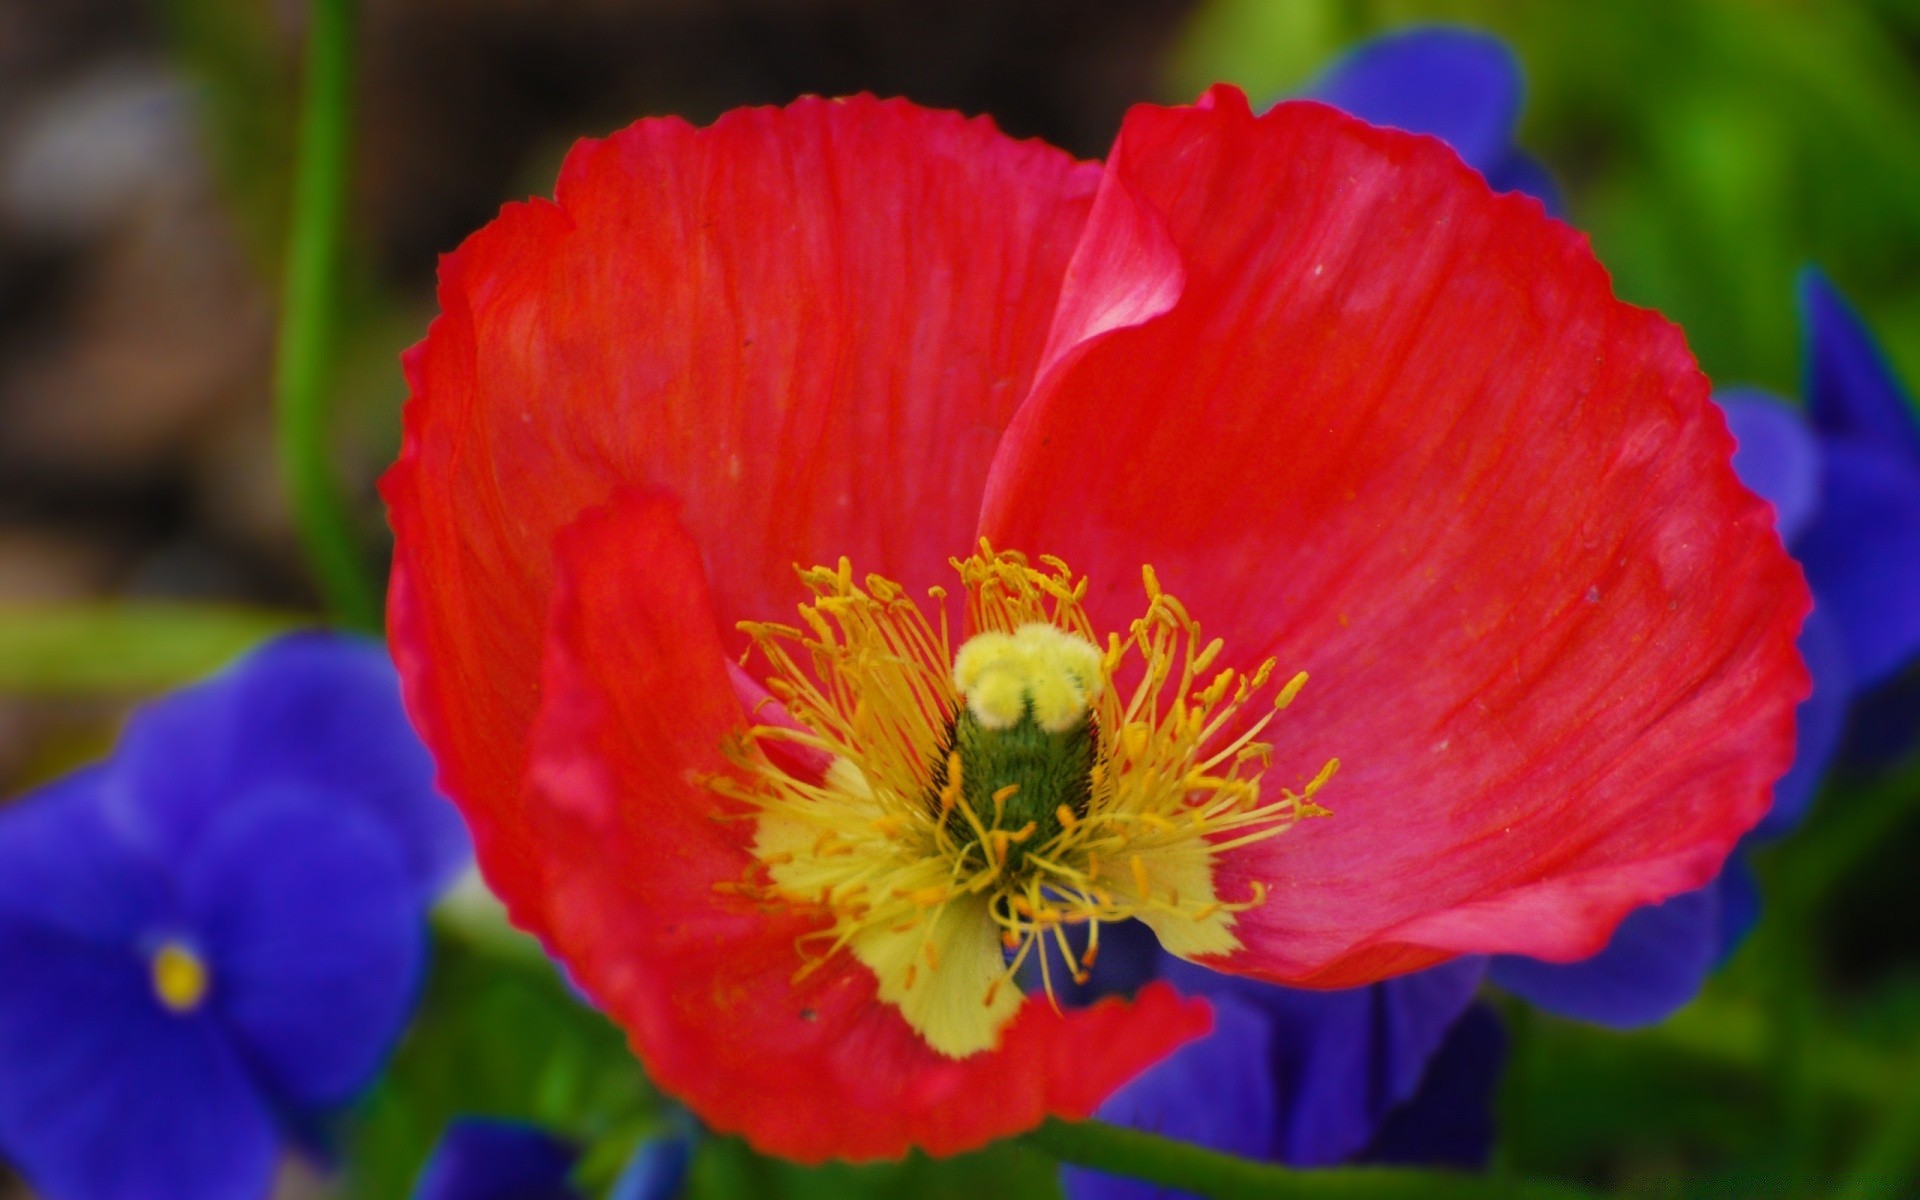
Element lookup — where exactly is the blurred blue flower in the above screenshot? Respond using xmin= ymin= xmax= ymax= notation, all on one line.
xmin=1060 ymin=928 xmax=1498 ymax=1200
xmin=0 ymin=633 xmax=470 ymax=1200
xmin=1295 ymin=24 xmax=1563 ymax=215
xmin=412 ymin=1119 xmax=579 ymax=1200
xmin=412 ymin=1116 xmax=695 ymax=1200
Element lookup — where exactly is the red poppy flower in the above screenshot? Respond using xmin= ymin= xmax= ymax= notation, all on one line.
xmin=384 ymin=86 xmax=1807 ymax=1162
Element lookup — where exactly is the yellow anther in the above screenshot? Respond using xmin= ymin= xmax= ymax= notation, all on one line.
xmin=952 ymin=623 xmax=1105 ymax=732
xmin=1276 ymin=670 xmax=1310 ymax=710
xmin=151 ymin=941 xmax=209 ymax=1013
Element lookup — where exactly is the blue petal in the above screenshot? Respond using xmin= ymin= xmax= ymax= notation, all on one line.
xmin=1716 ymin=849 xmax=1763 ymax=961
xmin=1490 ymin=880 xmax=1720 ymax=1027
xmin=0 ymin=914 xmax=277 ymax=1200
xmin=111 ymin=632 xmax=470 ymax=904
xmin=0 ymin=769 xmax=171 ymax=943
xmin=1160 ymin=956 xmax=1486 ymax=1166
xmin=1302 ymin=26 xmax=1524 ymax=178
xmin=1799 ymin=269 xmax=1920 ymax=464
xmin=1755 ymin=605 xmax=1850 ymax=840
xmin=412 ymin=1118 xmax=580 ymax=1200
xmin=607 ymin=1128 xmax=697 ymax=1200
xmin=1717 ymin=389 xmax=1823 ymax=546
xmin=1062 ymin=993 xmax=1277 ymax=1200
xmin=186 ymin=795 xmax=425 ymax=1109
xmin=1034 ymin=918 xmax=1162 ymax=1008
xmin=1483 ymin=151 xmax=1565 ymax=215
xmin=1840 ymin=671 xmax=1920 ymax=769
xmin=1362 ymin=1003 xmax=1505 ymax=1168
xmin=1795 ymin=437 xmax=1920 ymax=688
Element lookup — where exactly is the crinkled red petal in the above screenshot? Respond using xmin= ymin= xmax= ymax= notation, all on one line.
xmin=527 ymin=495 xmax=1210 ymax=1160
xmin=384 ymin=96 xmax=1101 ymax=926
xmin=980 ymin=87 xmax=1809 ymax=985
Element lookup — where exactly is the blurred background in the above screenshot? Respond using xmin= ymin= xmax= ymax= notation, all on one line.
xmin=3 ymin=0 xmax=1919 ymax=1196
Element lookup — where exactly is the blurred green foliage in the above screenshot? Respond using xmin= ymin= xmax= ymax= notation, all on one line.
xmin=1173 ymin=0 xmax=1920 ymax=404
xmin=0 ymin=605 xmax=296 ymax=696
xmin=345 ymin=937 xmax=651 ymax=1199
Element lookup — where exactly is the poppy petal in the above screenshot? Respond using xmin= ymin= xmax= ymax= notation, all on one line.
xmin=521 ymin=494 xmax=1210 ymax=1161
xmin=186 ymin=794 xmax=424 ymax=1109
xmin=1488 ymin=879 xmax=1720 ymax=1027
xmin=0 ymin=915 xmax=277 ymax=1200
xmin=981 ymin=89 xmax=1806 ymax=985
xmin=385 ymin=96 xmax=1104 ymax=928
xmin=112 ymin=634 xmax=467 ymax=906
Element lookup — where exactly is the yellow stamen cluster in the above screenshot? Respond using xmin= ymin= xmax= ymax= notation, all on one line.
xmin=711 ymin=545 xmax=1335 ymax=1058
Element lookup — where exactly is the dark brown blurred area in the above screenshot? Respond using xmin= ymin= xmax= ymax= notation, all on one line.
xmin=0 ymin=0 xmax=1195 ymax=795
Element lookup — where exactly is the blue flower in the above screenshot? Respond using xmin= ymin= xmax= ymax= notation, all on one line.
xmin=0 ymin=633 xmax=470 ymax=1200
xmin=412 ymin=1119 xmax=579 ymax=1200
xmin=1295 ymin=24 xmax=1563 ymax=215
xmin=411 ymin=1117 xmax=695 ymax=1200
xmin=1058 ymin=929 xmax=1498 ymax=1200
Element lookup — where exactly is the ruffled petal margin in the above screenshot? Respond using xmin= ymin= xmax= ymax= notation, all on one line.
xmin=982 ymin=88 xmax=1808 ymax=986
xmin=523 ymin=494 xmax=1209 ymax=1161
xmin=385 ymin=95 xmax=1104 ymax=929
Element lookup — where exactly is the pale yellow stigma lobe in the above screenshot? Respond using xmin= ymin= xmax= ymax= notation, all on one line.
xmin=952 ymin=623 xmax=1105 ymax=733
xmin=151 ymin=941 xmax=209 ymax=1013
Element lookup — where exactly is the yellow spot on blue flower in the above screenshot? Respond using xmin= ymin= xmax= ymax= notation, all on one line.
xmin=151 ymin=941 xmax=209 ymax=1013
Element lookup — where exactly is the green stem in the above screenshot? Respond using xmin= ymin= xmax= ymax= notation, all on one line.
xmin=274 ymin=0 xmax=381 ymax=631
xmin=1019 ymin=1119 xmax=1593 ymax=1200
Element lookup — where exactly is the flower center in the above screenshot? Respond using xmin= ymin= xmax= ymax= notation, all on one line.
xmin=713 ymin=546 xmax=1336 ymax=1059
xmin=150 ymin=940 xmax=210 ymax=1013
xmin=938 ymin=623 xmax=1102 ymax=873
